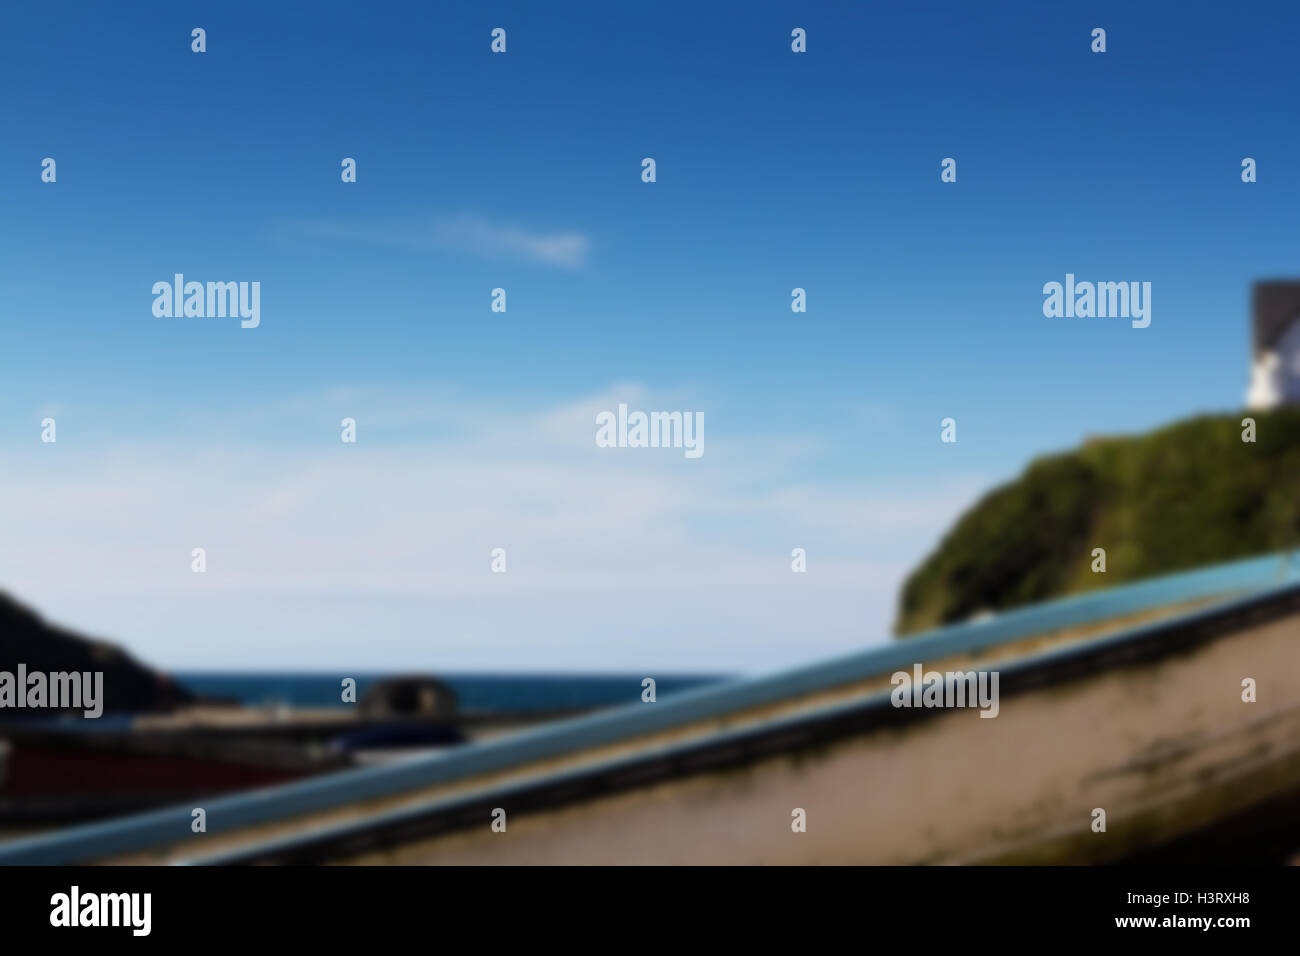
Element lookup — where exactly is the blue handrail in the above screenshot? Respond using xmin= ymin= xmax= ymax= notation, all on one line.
xmin=1 ymin=550 xmax=1294 ymax=865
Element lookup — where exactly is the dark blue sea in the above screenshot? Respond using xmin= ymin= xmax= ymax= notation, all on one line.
xmin=175 ymin=672 xmax=729 ymax=715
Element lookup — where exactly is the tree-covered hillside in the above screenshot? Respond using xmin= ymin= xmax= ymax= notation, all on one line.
xmin=895 ymin=409 xmax=1300 ymax=635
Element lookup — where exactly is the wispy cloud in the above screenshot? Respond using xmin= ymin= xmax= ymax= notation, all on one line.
xmin=282 ymin=214 xmax=590 ymax=268
xmin=433 ymin=216 xmax=589 ymax=268
xmin=0 ymin=386 xmax=985 ymax=672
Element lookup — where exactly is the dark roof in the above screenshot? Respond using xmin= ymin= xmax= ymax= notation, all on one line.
xmin=1253 ymin=281 xmax=1300 ymax=355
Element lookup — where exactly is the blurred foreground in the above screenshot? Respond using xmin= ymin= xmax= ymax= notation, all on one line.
xmin=4 ymin=553 xmax=1299 ymax=864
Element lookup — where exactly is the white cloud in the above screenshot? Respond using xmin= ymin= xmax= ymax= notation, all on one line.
xmin=433 ymin=216 xmax=589 ymax=268
xmin=283 ymin=214 xmax=590 ymax=268
xmin=0 ymin=387 xmax=984 ymax=673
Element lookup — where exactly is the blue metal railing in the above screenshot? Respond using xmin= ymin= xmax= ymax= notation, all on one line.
xmin=1 ymin=550 xmax=1295 ymax=865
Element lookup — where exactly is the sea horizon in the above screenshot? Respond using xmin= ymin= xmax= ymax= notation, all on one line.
xmin=175 ymin=670 xmax=731 ymax=714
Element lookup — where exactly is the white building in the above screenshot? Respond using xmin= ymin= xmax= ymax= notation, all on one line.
xmin=1246 ymin=282 xmax=1300 ymax=409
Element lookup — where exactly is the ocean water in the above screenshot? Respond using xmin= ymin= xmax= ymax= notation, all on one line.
xmin=175 ymin=672 xmax=729 ymax=715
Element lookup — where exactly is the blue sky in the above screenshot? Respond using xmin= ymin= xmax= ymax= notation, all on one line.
xmin=2 ymin=1 xmax=1298 ymax=672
